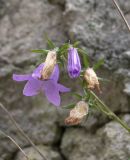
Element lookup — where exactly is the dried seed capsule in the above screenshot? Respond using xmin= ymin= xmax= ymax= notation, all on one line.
xmin=65 ymin=101 xmax=89 ymax=125
xmin=41 ymin=50 xmax=57 ymax=80
xmin=84 ymin=68 xmax=100 ymax=92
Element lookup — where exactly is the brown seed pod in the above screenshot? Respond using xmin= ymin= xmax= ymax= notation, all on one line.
xmin=65 ymin=101 xmax=89 ymax=125
xmin=84 ymin=68 xmax=100 ymax=92
xmin=41 ymin=50 xmax=57 ymax=80
xmin=65 ymin=117 xmax=81 ymax=125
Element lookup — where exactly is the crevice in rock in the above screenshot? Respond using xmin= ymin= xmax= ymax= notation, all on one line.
xmin=9 ymin=125 xmax=67 ymax=160
xmin=8 ymin=143 xmax=50 ymax=160
xmin=91 ymin=112 xmax=130 ymax=134
xmin=0 ymin=0 xmax=7 ymax=19
xmin=3 ymin=112 xmax=130 ymax=160
xmin=115 ymin=111 xmax=130 ymax=115
xmin=52 ymin=126 xmax=67 ymax=160
xmin=90 ymin=119 xmax=111 ymax=134
xmin=9 ymin=150 xmax=19 ymax=160
xmin=7 ymin=144 xmax=29 ymax=160
xmin=47 ymin=0 xmax=66 ymax=11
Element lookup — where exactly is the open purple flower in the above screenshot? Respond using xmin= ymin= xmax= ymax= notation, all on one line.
xmin=13 ymin=64 xmax=70 ymax=107
xmin=67 ymin=47 xmax=81 ymax=78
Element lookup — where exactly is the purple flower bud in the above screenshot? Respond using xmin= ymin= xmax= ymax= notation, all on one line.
xmin=67 ymin=47 xmax=81 ymax=78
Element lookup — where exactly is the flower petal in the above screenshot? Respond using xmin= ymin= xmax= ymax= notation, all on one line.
xmin=32 ymin=63 xmax=59 ymax=82
xmin=50 ymin=64 xmax=59 ymax=82
xmin=13 ymin=74 xmax=31 ymax=81
xmin=32 ymin=63 xmax=44 ymax=79
xmin=43 ymin=80 xmax=60 ymax=106
xmin=58 ymin=84 xmax=70 ymax=93
xmin=23 ymin=78 xmax=42 ymax=96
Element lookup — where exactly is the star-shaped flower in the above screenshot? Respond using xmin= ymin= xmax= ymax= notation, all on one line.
xmin=13 ymin=63 xmax=70 ymax=106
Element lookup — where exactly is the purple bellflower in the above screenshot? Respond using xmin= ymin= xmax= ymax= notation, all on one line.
xmin=13 ymin=63 xmax=70 ymax=107
xmin=67 ymin=47 xmax=81 ymax=78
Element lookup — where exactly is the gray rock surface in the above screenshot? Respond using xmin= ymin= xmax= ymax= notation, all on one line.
xmin=0 ymin=0 xmax=66 ymax=159
xmin=61 ymin=116 xmax=130 ymax=160
xmin=63 ymin=0 xmax=130 ymax=112
xmin=0 ymin=0 xmax=130 ymax=159
xmin=64 ymin=0 xmax=130 ymax=70
xmin=124 ymin=82 xmax=130 ymax=96
xmin=0 ymin=0 xmax=66 ymax=77
xmin=15 ymin=145 xmax=62 ymax=160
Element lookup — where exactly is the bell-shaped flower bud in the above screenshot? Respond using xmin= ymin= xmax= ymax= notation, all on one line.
xmin=84 ymin=68 xmax=100 ymax=92
xmin=65 ymin=101 xmax=89 ymax=125
xmin=41 ymin=50 xmax=57 ymax=80
xmin=67 ymin=47 xmax=81 ymax=79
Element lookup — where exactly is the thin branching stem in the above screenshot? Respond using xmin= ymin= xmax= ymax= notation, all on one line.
xmin=0 ymin=130 xmax=29 ymax=160
xmin=0 ymin=102 xmax=47 ymax=160
xmin=89 ymin=91 xmax=130 ymax=133
xmin=112 ymin=0 xmax=130 ymax=32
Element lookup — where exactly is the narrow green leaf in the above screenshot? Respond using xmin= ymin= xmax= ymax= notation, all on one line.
xmin=47 ymin=39 xmax=56 ymax=49
xmin=60 ymin=43 xmax=69 ymax=50
xmin=58 ymin=43 xmax=69 ymax=54
xmin=58 ymin=61 xmax=63 ymax=68
xmin=31 ymin=49 xmax=49 ymax=54
xmin=83 ymin=88 xmax=88 ymax=96
xmin=78 ymin=48 xmax=88 ymax=55
xmin=93 ymin=59 xmax=104 ymax=70
xmin=72 ymin=93 xmax=82 ymax=99
xmin=73 ymin=41 xmax=80 ymax=47
xmin=63 ymin=103 xmax=75 ymax=109
xmin=82 ymin=52 xmax=89 ymax=68
xmin=78 ymin=48 xmax=89 ymax=68
xmin=98 ymin=77 xmax=110 ymax=83
xmin=44 ymin=34 xmax=56 ymax=49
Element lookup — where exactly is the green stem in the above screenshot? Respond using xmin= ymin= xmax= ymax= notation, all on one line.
xmin=94 ymin=101 xmax=110 ymax=115
xmin=89 ymin=91 xmax=130 ymax=133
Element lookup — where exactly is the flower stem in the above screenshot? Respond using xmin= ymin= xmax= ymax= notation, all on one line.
xmin=89 ymin=91 xmax=130 ymax=133
xmin=0 ymin=102 xmax=47 ymax=160
xmin=0 ymin=130 xmax=29 ymax=160
xmin=112 ymin=0 xmax=130 ymax=32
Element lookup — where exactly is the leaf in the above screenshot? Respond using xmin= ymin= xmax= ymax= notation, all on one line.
xmin=31 ymin=49 xmax=49 ymax=54
xmin=60 ymin=43 xmax=69 ymax=50
xmin=57 ymin=58 xmax=65 ymax=68
xmin=78 ymin=48 xmax=89 ymax=68
xmin=58 ymin=61 xmax=63 ymax=68
xmin=73 ymin=41 xmax=80 ymax=47
xmin=98 ymin=77 xmax=110 ymax=83
xmin=72 ymin=93 xmax=82 ymax=99
xmin=82 ymin=52 xmax=89 ymax=68
xmin=78 ymin=48 xmax=88 ymax=55
xmin=45 ymin=34 xmax=56 ymax=49
xmin=63 ymin=103 xmax=75 ymax=109
xmin=58 ymin=43 xmax=69 ymax=55
xmin=83 ymin=88 xmax=88 ymax=96
xmin=93 ymin=59 xmax=104 ymax=70
xmin=47 ymin=39 xmax=56 ymax=49
xmin=67 ymin=92 xmax=82 ymax=100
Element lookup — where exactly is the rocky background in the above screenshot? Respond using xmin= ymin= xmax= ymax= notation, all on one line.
xmin=0 ymin=0 xmax=130 ymax=159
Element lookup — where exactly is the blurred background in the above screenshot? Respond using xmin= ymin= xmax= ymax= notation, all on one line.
xmin=0 ymin=0 xmax=130 ymax=159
